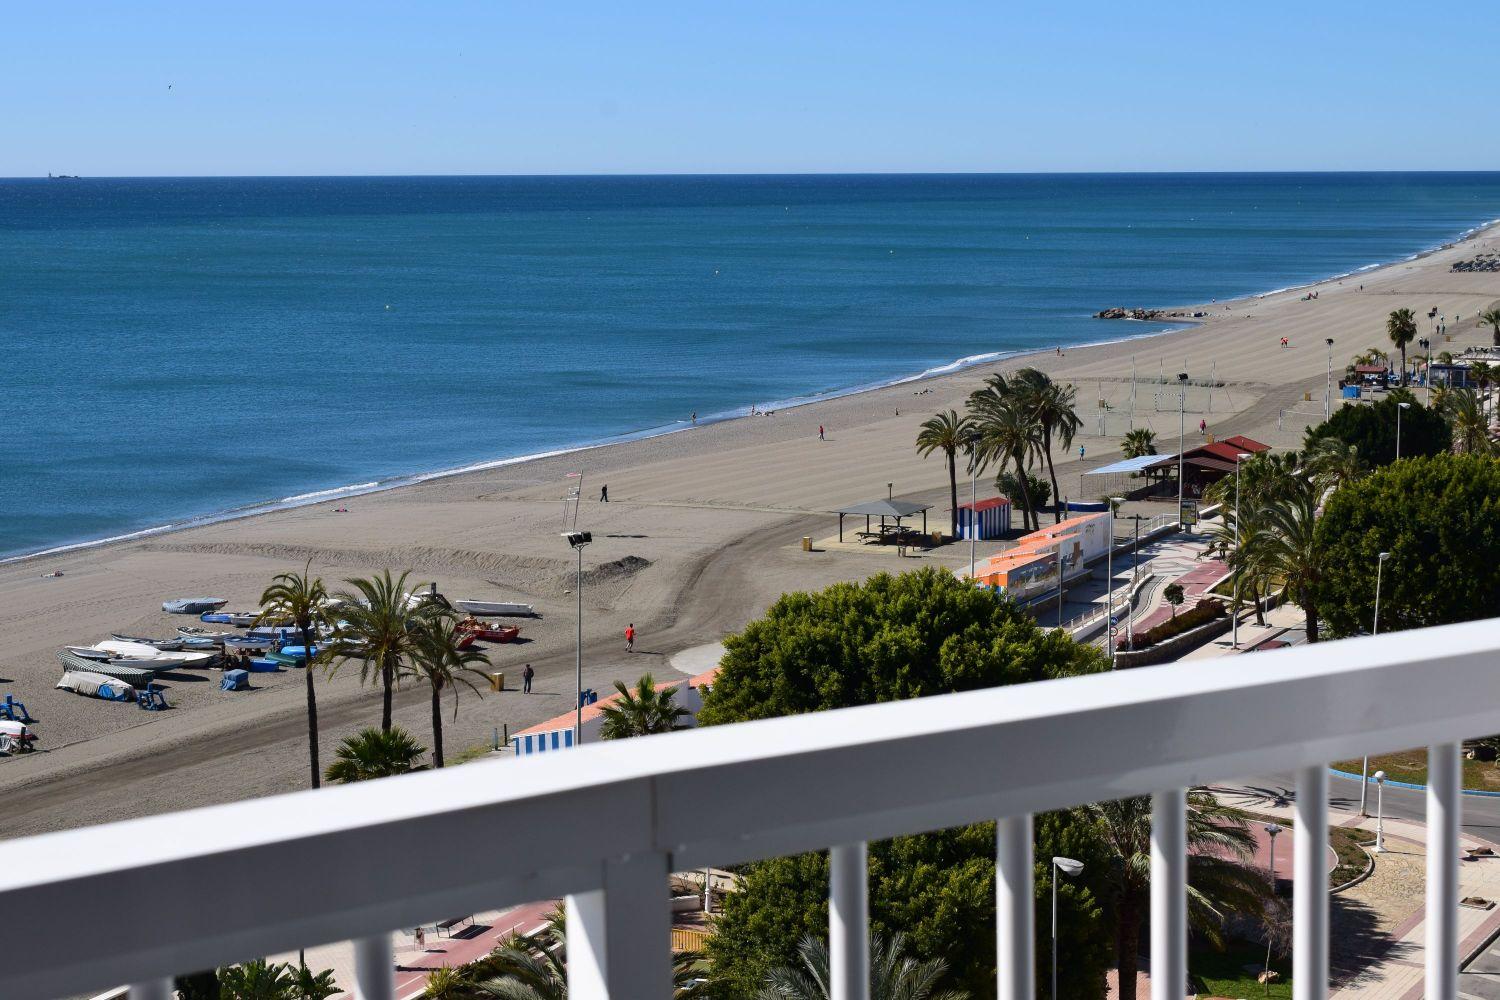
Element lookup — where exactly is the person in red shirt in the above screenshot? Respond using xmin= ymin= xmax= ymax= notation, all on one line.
xmin=625 ymin=623 xmax=635 ymax=652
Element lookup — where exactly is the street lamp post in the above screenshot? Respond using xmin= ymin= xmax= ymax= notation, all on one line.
xmin=1373 ymin=770 xmax=1388 ymax=853
xmin=1419 ymin=338 xmax=1432 ymax=405
xmin=1264 ymin=822 xmax=1283 ymax=977
xmin=1231 ymin=452 xmax=1252 ymax=649
xmin=1361 ymin=550 xmax=1392 ymax=815
xmin=1396 ymin=402 xmax=1411 ymax=460
xmin=1051 ymin=856 xmax=1084 ymax=1000
xmin=967 ymin=441 xmax=979 ymax=582
xmin=1176 ymin=372 xmax=1189 ymax=529
xmin=562 ymin=530 xmax=593 ymax=745
xmin=1325 ymin=338 xmax=1335 ymax=417
xmin=1107 ymin=497 xmax=1123 ymax=662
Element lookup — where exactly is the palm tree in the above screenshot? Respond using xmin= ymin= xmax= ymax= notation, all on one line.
xmin=1121 ymin=428 xmax=1157 ymax=460
xmin=1481 ymin=306 xmax=1500 ymax=348
xmin=217 ymin=959 xmax=337 ymax=1000
xmin=1443 ymin=388 xmax=1494 ymax=455
xmin=257 ymin=562 xmax=330 ymax=789
xmin=599 ymin=674 xmax=692 ymax=740
xmin=328 ymin=569 xmax=429 ymax=730
xmin=967 ymin=375 xmax=1043 ymax=531
xmin=1089 ymin=791 xmax=1269 ymax=1000
xmin=1014 ymin=368 xmax=1081 ymax=523
xmin=325 ymin=726 xmax=427 ymax=783
xmin=1303 ymin=436 xmax=1365 ymax=495
xmin=914 ymin=410 xmax=974 ymax=540
xmin=757 ymin=932 xmax=967 ymax=1000
xmin=1387 ymin=308 xmax=1417 ymax=386
xmin=1248 ymin=473 xmax=1324 ymax=642
xmin=405 ymin=612 xmax=492 ymax=768
xmin=1470 ymin=361 xmax=1495 ymax=422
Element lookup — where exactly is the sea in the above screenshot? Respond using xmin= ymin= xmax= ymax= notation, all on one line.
xmin=4 ymin=172 xmax=1499 ymax=560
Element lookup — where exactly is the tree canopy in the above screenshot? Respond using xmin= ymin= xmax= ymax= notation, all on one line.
xmin=1314 ymin=454 xmax=1500 ymax=637
xmin=1303 ymin=391 xmax=1448 ymax=468
xmin=699 ymin=569 xmax=1112 ymax=997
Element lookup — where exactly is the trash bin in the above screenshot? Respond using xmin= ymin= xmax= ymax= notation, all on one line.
xmin=802 ymin=536 xmax=812 ymax=552
xmin=931 ymin=530 xmax=943 ymax=546
xmin=489 ymin=672 xmax=505 ymax=692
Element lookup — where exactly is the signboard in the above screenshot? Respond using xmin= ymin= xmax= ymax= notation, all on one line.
xmin=1180 ymin=500 xmax=1200 ymax=526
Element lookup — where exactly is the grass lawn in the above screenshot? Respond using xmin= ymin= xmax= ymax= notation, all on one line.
xmin=1192 ymin=943 xmax=1291 ymax=999
xmin=1331 ymin=748 xmax=1500 ymax=792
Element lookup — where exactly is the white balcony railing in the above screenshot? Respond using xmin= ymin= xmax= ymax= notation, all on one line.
xmin=9 ymin=619 xmax=1500 ymax=1000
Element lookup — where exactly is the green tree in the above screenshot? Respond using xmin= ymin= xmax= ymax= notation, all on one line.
xmin=1303 ymin=436 xmax=1366 ymax=494
xmin=257 ymin=562 xmax=330 ymax=789
xmin=700 ymin=570 xmax=1112 ymax=997
xmin=995 ymin=469 xmax=1050 ymax=518
xmin=1121 ymin=428 xmax=1157 ymax=460
xmin=915 ymin=409 xmax=975 ymax=540
xmin=290 ymin=966 xmax=339 ymax=1000
xmin=1303 ymin=390 xmax=1449 ymax=467
xmin=1089 ymin=793 xmax=1269 ymax=1000
xmin=1442 ymin=389 xmax=1495 ymax=455
xmin=1014 ymin=368 xmax=1082 ymax=524
xmin=404 ymin=612 xmax=491 ymax=767
xmin=216 ymin=960 xmax=336 ymax=1000
xmin=1480 ymin=306 xmax=1500 ymax=348
xmin=325 ymin=726 xmax=428 ymax=783
xmin=1314 ymin=454 xmax=1500 ymax=637
xmin=757 ymin=931 xmax=967 ymax=1000
xmin=1387 ymin=307 xmax=1417 ymax=385
xmin=599 ymin=673 xmax=692 ymax=739
xmin=1162 ymin=582 xmax=1184 ymax=618
xmin=328 ymin=569 xmax=430 ymax=731
xmin=1247 ymin=473 xmax=1324 ymax=642
xmin=968 ymin=374 xmax=1043 ymax=531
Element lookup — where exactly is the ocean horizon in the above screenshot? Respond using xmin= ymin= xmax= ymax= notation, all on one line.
xmin=5 ymin=171 xmax=1499 ymax=560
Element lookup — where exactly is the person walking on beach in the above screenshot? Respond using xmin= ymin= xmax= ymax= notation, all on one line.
xmin=625 ymin=623 xmax=635 ymax=652
xmin=600 ymin=484 xmax=609 ymax=502
xmin=691 ymin=411 xmax=697 ymax=425
xmin=1199 ymin=418 xmax=1207 ymax=435
xmin=818 ymin=425 xmax=825 ymax=441
xmin=522 ymin=663 xmax=534 ymax=694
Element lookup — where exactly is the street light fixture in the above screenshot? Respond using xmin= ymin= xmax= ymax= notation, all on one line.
xmin=1325 ymin=338 xmax=1335 ymax=417
xmin=1372 ymin=770 xmax=1388 ymax=853
xmin=1107 ymin=497 xmax=1124 ymax=664
xmin=1051 ymin=856 xmax=1084 ymax=1000
xmin=1419 ymin=337 xmax=1432 ymax=404
xmin=1361 ymin=550 xmax=1392 ymax=815
xmin=1176 ymin=372 xmax=1189 ymax=529
xmin=1395 ymin=402 xmax=1411 ymax=460
xmin=1231 ymin=452 xmax=1252 ymax=649
xmin=1264 ymin=822 xmax=1283 ymax=893
xmin=562 ymin=530 xmax=593 ymax=745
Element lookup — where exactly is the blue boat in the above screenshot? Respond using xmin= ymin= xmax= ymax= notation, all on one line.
xmin=199 ymin=612 xmax=233 ymax=624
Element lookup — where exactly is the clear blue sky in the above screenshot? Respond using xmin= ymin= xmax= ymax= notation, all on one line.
xmin=3 ymin=1 xmax=1488 ymax=176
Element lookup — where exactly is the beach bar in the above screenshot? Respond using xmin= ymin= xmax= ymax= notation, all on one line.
xmin=956 ymin=496 xmax=1011 ymax=540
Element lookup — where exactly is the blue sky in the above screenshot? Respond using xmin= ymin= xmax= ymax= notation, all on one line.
xmin=2 ymin=1 xmax=1489 ymax=176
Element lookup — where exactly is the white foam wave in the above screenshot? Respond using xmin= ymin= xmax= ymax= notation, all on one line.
xmin=280 ymin=482 xmax=379 ymax=503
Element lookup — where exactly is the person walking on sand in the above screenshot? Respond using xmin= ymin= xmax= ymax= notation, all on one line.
xmin=522 ymin=663 xmax=534 ymax=694
xmin=625 ymin=623 xmax=635 ymax=652
xmin=1199 ymin=418 xmax=1207 ymax=435
xmin=818 ymin=425 xmax=825 ymax=441
xmin=600 ymin=484 xmax=609 ymax=502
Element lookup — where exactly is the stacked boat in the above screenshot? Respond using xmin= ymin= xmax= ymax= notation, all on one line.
xmin=56 ymin=639 xmax=215 ymax=697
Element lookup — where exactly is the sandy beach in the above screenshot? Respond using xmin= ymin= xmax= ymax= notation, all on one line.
xmin=4 ymin=224 xmax=1499 ymax=838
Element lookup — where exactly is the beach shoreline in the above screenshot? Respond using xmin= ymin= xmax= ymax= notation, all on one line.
xmin=3 ymin=212 xmax=1498 ymax=836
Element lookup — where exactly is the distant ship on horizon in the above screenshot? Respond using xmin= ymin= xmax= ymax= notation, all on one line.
xmin=47 ymin=172 xmax=80 ymax=180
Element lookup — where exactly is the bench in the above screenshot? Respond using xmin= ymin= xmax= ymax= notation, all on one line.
xmin=436 ymin=915 xmax=473 ymax=937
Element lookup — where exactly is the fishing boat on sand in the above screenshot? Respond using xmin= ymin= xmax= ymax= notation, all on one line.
xmin=56 ymin=650 xmax=159 ymax=687
xmin=162 ymin=597 xmax=228 ymax=615
xmin=92 ymin=641 xmax=214 ymax=668
xmin=57 ymin=670 xmax=136 ymax=701
xmin=455 ymin=618 xmax=521 ymax=643
xmin=177 ymin=626 xmax=234 ymax=643
xmin=452 ymin=599 xmax=536 ymax=617
xmin=110 ymin=633 xmax=185 ymax=651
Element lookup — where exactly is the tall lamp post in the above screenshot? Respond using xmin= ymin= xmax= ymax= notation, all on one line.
xmin=1360 ymin=550 xmax=1392 ymax=815
xmin=562 ymin=530 xmax=593 ymax=745
xmin=1230 ymin=451 xmax=1252 ymax=648
xmin=1051 ymin=856 xmax=1084 ymax=1000
xmin=1176 ymin=372 xmax=1189 ymax=529
xmin=1419 ymin=337 xmax=1432 ymax=405
xmin=1263 ymin=821 xmax=1283 ymax=978
xmin=1106 ymin=497 xmax=1124 ymax=662
xmin=1372 ymin=770 xmax=1388 ymax=853
xmin=1325 ymin=338 xmax=1335 ymax=417
xmin=1395 ymin=401 xmax=1411 ymax=460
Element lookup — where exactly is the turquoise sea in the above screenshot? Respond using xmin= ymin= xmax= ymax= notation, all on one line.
xmin=3 ymin=173 xmax=1499 ymax=559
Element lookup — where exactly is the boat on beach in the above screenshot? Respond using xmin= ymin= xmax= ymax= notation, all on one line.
xmin=57 ymin=670 xmax=136 ymax=701
xmin=92 ymin=641 xmax=215 ymax=668
xmin=110 ymin=633 xmax=185 ymax=651
xmin=456 ymin=618 xmax=521 ymax=643
xmin=223 ymin=635 xmax=275 ymax=651
xmin=162 ymin=597 xmax=228 ymax=615
xmin=55 ymin=650 xmax=159 ymax=687
xmin=453 ymin=599 xmax=536 ymax=617
xmin=177 ymin=626 xmax=234 ymax=643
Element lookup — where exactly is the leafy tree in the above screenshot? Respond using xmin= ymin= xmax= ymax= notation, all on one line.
xmin=915 ymin=409 xmax=975 ymax=540
xmin=995 ymin=469 xmax=1050 ymax=517
xmin=325 ymin=726 xmax=427 ymax=783
xmin=1314 ymin=454 xmax=1500 ymax=637
xmin=1387 ymin=307 xmax=1417 ymax=385
xmin=968 ymin=374 xmax=1044 ymax=531
xmin=290 ymin=966 xmax=339 ymax=1000
xmin=1013 ymin=368 xmax=1082 ymax=524
xmin=1303 ymin=390 xmax=1449 ymax=468
xmin=757 ymin=931 xmax=967 ymax=1000
xmin=1442 ymin=389 xmax=1495 ymax=456
xmin=1248 ymin=473 xmax=1325 ymax=642
xmin=215 ymin=960 xmax=338 ymax=1000
xmin=700 ymin=570 xmax=1112 ymax=997
xmin=1089 ymin=793 xmax=1268 ymax=1000
xmin=1121 ymin=428 xmax=1157 ymax=459
xmin=328 ymin=569 xmax=431 ymax=730
xmin=1481 ymin=306 xmax=1500 ymax=348
xmin=1162 ymin=582 xmax=1184 ymax=618
xmin=599 ymin=673 xmax=692 ymax=739
xmin=404 ymin=611 xmax=491 ymax=767
xmin=257 ymin=562 xmax=330 ymax=788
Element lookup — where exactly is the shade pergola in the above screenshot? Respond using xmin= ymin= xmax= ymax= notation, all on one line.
xmin=835 ymin=498 xmax=931 ymax=542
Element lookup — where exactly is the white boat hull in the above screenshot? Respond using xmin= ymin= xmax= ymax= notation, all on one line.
xmin=453 ymin=599 xmax=536 ymax=617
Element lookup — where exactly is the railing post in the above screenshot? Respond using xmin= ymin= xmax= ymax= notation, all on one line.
xmin=1294 ymin=766 xmax=1329 ymax=1000
xmin=1427 ymin=742 xmax=1461 ymax=999
xmin=830 ymin=842 xmax=871 ymax=1000
xmin=1150 ymin=789 xmax=1187 ymax=1000
xmin=996 ymin=815 xmax=1035 ymax=1000
xmin=130 ymin=979 xmax=174 ymax=1000
xmin=568 ymin=851 xmax=671 ymax=1000
xmin=353 ymin=934 xmax=394 ymax=1000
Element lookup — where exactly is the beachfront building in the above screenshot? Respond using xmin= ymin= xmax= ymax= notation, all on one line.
xmin=511 ymin=669 xmax=714 ymax=754
xmin=956 ymin=495 xmax=1012 ymax=540
xmin=970 ymin=511 xmax=1111 ymax=601
xmin=1082 ymin=434 xmax=1269 ymax=504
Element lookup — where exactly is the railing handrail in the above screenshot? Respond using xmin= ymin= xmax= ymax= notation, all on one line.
xmin=11 ymin=619 xmax=1500 ymax=999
